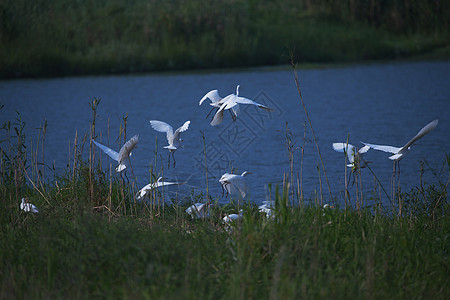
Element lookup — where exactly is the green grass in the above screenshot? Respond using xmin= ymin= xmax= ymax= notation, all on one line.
xmin=1 ymin=192 xmax=449 ymax=299
xmin=0 ymin=102 xmax=449 ymax=299
xmin=0 ymin=0 xmax=449 ymax=78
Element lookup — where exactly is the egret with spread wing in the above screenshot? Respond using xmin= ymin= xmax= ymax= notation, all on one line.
xmin=199 ymin=88 xmax=240 ymax=120
xmin=92 ymin=135 xmax=138 ymax=174
xmin=219 ymin=171 xmax=252 ymax=198
xmin=362 ymin=119 xmax=438 ymax=172
xmin=209 ymin=85 xmax=274 ymax=126
xmin=332 ymin=143 xmax=370 ymax=169
xmin=136 ymin=177 xmax=181 ymax=201
xmin=150 ymin=120 xmax=190 ymax=168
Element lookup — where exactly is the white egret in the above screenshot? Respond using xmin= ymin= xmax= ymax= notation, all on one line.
xmin=199 ymin=88 xmax=240 ymax=120
xmin=222 ymin=209 xmax=244 ymax=233
xmin=150 ymin=120 xmax=190 ymax=168
xmin=186 ymin=203 xmax=210 ymax=219
xmin=20 ymin=198 xmax=39 ymax=213
xmin=219 ymin=171 xmax=252 ymax=198
xmin=222 ymin=209 xmax=244 ymax=224
xmin=332 ymin=143 xmax=370 ymax=168
xmin=210 ymin=85 xmax=274 ymax=126
xmin=362 ymin=119 xmax=438 ymax=172
xmin=92 ymin=135 xmax=139 ymax=173
xmin=322 ymin=203 xmax=335 ymax=216
xmin=258 ymin=200 xmax=275 ymax=219
xmin=136 ymin=177 xmax=181 ymax=201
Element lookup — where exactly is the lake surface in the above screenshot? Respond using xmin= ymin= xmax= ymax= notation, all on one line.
xmin=1 ymin=61 xmax=449 ymax=207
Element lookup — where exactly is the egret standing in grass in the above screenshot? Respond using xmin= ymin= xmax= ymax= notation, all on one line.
xmin=209 ymin=85 xmax=274 ymax=126
xmin=222 ymin=209 xmax=244 ymax=233
xmin=92 ymin=135 xmax=139 ymax=179
xmin=222 ymin=209 xmax=243 ymax=224
xmin=20 ymin=198 xmax=39 ymax=213
xmin=259 ymin=200 xmax=275 ymax=219
xmin=219 ymin=171 xmax=252 ymax=198
xmin=186 ymin=203 xmax=211 ymax=219
xmin=362 ymin=119 xmax=438 ymax=173
xmin=150 ymin=120 xmax=190 ymax=168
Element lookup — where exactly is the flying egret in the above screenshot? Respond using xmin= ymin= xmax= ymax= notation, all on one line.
xmin=20 ymin=198 xmax=39 ymax=213
xmin=210 ymin=85 xmax=274 ymax=126
xmin=219 ymin=171 xmax=252 ymax=198
xmin=150 ymin=120 xmax=190 ymax=168
xmin=199 ymin=88 xmax=240 ymax=120
xmin=186 ymin=203 xmax=211 ymax=219
xmin=92 ymin=135 xmax=139 ymax=173
xmin=136 ymin=177 xmax=181 ymax=201
xmin=362 ymin=119 xmax=438 ymax=172
xmin=332 ymin=143 xmax=371 ymax=169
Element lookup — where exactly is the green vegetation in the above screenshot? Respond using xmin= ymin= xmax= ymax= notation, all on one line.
xmin=1 ymin=100 xmax=449 ymax=299
xmin=1 ymin=0 xmax=449 ymax=78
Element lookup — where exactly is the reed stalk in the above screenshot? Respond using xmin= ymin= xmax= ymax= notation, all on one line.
xmin=201 ymin=131 xmax=209 ymax=205
xmin=291 ymin=59 xmax=333 ymax=203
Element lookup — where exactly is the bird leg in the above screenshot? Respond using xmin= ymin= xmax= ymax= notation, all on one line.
xmin=348 ymin=168 xmax=355 ymax=186
xmin=167 ymin=152 xmax=171 ymax=168
xmin=172 ymin=152 xmax=176 ymax=168
xmin=224 ymin=182 xmax=230 ymax=197
xmin=229 ymin=109 xmax=237 ymax=122
xmin=205 ymin=107 xmax=218 ymax=119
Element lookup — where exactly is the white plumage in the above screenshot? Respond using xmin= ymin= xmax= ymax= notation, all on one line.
xmin=219 ymin=171 xmax=252 ymax=198
xmin=208 ymin=85 xmax=274 ymax=126
xmin=332 ymin=142 xmax=370 ymax=168
xmin=136 ymin=177 xmax=180 ymax=201
xmin=20 ymin=198 xmax=39 ymax=213
xmin=362 ymin=119 xmax=438 ymax=161
xmin=150 ymin=120 xmax=190 ymax=167
xmin=186 ymin=203 xmax=210 ymax=219
xmin=92 ymin=135 xmax=138 ymax=172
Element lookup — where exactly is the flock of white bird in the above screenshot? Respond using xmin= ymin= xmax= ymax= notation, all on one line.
xmin=20 ymin=84 xmax=439 ymax=228
xmin=332 ymin=119 xmax=439 ymax=173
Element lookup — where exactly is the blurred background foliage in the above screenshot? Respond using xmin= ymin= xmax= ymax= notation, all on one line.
xmin=0 ymin=0 xmax=449 ymax=78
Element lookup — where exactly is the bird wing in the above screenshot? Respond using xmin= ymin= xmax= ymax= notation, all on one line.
xmin=117 ymin=135 xmax=138 ymax=164
xmin=401 ymin=119 xmax=438 ymax=151
xmin=229 ymin=176 xmax=247 ymax=198
xmin=358 ymin=145 xmax=370 ymax=154
xmin=92 ymin=140 xmax=119 ymax=162
xmin=332 ymin=142 xmax=355 ymax=153
xmin=234 ymin=96 xmax=275 ymax=111
xmin=150 ymin=120 xmax=174 ymax=144
xmin=362 ymin=142 xmax=401 ymax=154
xmin=231 ymin=104 xmax=240 ymax=116
xmin=332 ymin=142 xmax=356 ymax=164
xmin=173 ymin=120 xmax=190 ymax=141
xmin=136 ymin=183 xmax=154 ymax=200
xmin=199 ymin=90 xmax=222 ymax=105
xmin=155 ymin=181 xmax=179 ymax=188
xmin=210 ymin=107 xmax=225 ymax=126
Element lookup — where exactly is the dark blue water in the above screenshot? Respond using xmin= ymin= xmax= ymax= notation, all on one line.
xmin=1 ymin=61 xmax=449 ymax=207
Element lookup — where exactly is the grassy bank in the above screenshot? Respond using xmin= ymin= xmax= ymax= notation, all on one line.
xmin=1 ymin=101 xmax=449 ymax=299
xmin=1 ymin=198 xmax=449 ymax=299
xmin=0 ymin=0 xmax=449 ymax=78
